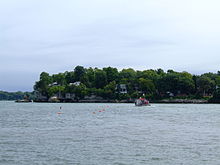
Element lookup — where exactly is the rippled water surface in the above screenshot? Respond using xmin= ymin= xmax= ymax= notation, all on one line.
xmin=1 ymin=101 xmax=220 ymax=165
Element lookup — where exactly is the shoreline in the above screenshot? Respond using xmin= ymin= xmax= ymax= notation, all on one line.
xmin=31 ymin=99 xmax=213 ymax=104
xmin=153 ymin=99 xmax=208 ymax=104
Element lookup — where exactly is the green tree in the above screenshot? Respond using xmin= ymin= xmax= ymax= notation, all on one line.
xmin=103 ymin=67 xmax=119 ymax=83
xmin=157 ymin=72 xmax=178 ymax=94
xmin=138 ymin=78 xmax=156 ymax=94
xmin=119 ymin=68 xmax=137 ymax=94
xmin=48 ymin=85 xmax=65 ymax=97
xmin=215 ymin=76 xmax=220 ymax=87
xmin=65 ymin=71 xmax=75 ymax=83
xmin=74 ymin=66 xmax=86 ymax=81
xmin=103 ymin=81 xmax=116 ymax=99
xmin=156 ymin=68 xmax=165 ymax=76
xmin=177 ymin=72 xmax=195 ymax=94
xmin=94 ymin=69 xmax=107 ymax=88
xmin=210 ymin=88 xmax=220 ymax=102
xmin=34 ymin=72 xmax=52 ymax=97
xmin=85 ymin=67 xmax=95 ymax=88
xmin=119 ymin=68 xmax=136 ymax=80
xmin=74 ymin=84 xmax=87 ymax=100
xmin=157 ymin=71 xmax=194 ymax=95
xmin=197 ymin=76 xmax=215 ymax=96
xmin=52 ymin=73 xmax=66 ymax=85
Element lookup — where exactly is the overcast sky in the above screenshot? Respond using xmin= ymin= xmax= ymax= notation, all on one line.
xmin=1 ymin=0 xmax=220 ymax=91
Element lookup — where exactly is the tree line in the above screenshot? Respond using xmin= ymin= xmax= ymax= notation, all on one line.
xmin=0 ymin=91 xmax=35 ymax=100
xmin=34 ymin=66 xmax=220 ymax=102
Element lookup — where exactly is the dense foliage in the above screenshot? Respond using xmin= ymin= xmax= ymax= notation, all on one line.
xmin=34 ymin=66 xmax=220 ymax=101
xmin=0 ymin=91 xmax=35 ymax=100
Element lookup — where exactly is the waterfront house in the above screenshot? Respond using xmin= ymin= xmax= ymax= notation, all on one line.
xmin=166 ymin=91 xmax=174 ymax=97
xmin=48 ymin=82 xmax=59 ymax=87
xmin=65 ymin=93 xmax=75 ymax=100
xmin=116 ymin=84 xmax=128 ymax=94
xmin=35 ymin=91 xmax=48 ymax=101
xmin=69 ymin=81 xmax=81 ymax=86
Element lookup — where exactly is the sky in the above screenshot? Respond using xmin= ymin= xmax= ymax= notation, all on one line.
xmin=1 ymin=0 xmax=220 ymax=92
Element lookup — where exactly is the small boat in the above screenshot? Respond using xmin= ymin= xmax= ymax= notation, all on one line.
xmin=135 ymin=98 xmax=150 ymax=106
xmin=15 ymin=99 xmax=32 ymax=103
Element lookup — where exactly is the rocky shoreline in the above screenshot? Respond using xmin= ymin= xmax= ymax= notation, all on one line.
xmin=153 ymin=99 xmax=208 ymax=104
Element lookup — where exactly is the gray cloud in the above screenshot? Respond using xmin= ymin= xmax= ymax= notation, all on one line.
xmin=1 ymin=0 xmax=220 ymax=91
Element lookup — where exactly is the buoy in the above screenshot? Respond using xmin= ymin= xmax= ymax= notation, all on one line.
xmin=57 ymin=112 xmax=62 ymax=114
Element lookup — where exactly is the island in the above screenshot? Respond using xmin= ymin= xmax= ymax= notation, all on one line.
xmin=29 ymin=66 xmax=220 ymax=103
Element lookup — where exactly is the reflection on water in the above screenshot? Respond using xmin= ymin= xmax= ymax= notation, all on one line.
xmin=1 ymin=102 xmax=220 ymax=165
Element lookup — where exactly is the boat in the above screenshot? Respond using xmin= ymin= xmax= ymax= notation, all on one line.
xmin=135 ymin=98 xmax=150 ymax=106
xmin=15 ymin=99 xmax=32 ymax=103
xmin=15 ymin=95 xmax=33 ymax=103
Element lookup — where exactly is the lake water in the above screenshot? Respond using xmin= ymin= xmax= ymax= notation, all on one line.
xmin=1 ymin=101 xmax=220 ymax=165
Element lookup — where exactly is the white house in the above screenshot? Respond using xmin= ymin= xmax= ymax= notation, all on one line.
xmin=69 ymin=81 xmax=81 ymax=86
